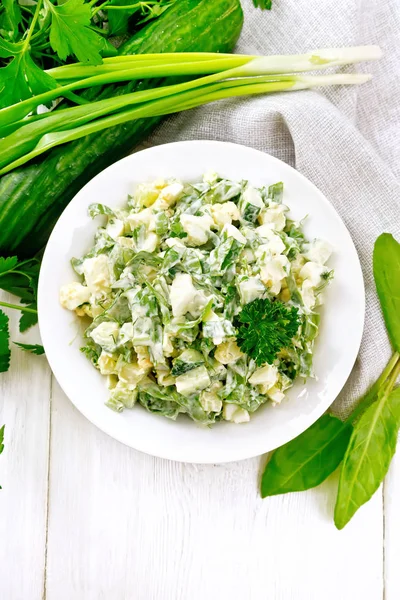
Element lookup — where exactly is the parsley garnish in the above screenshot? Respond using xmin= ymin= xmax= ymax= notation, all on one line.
xmin=236 ymin=298 xmax=300 ymax=366
xmin=0 ymin=256 xmax=40 ymax=373
xmin=0 ymin=0 xmax=174 ymax=108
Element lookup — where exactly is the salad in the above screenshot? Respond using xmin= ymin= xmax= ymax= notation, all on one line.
xmin=60 ymin=174 xmax=333 ymax=424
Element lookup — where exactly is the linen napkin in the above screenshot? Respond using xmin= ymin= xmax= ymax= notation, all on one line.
xmin=142 ymin=0 xmax=400 ymax=417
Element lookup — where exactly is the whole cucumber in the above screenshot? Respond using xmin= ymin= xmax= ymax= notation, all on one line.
xmin=0 ymin=0 xmax=243 ymax=257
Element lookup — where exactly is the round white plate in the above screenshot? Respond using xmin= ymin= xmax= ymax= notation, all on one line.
xmin=39 ymin=140 xmax=364 ymax=464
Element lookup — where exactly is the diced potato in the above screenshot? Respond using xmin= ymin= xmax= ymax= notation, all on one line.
xmin=238 ymin=276 xmax=266 ymax=305
xmin=255 ymin=226 xmax=286 ymax=256
xmin=267 ymin=386 xmax=285 ymax=404
xmin=200 ymin=388 xmax=223 ymax=412
xmin=164 ymin=237 xmax=186 ymax=249
xmin=299 ymin=261 xmax=327 ymax=286
xmin=134 ymin=346 xmax=153 ymax=370
xmin=141 ymin=232 xmax=159 ymax=253
xmin=59 ymin=281 xmax=91 ymax=311
xmin=304 ymin=239 xmax=333 ymax=265
xmin=98 ymin=352 xmax=117 ymax=375
xmin=258 ymin=202 xmax=287 ymax=231
xmin=214 ymin=340 xmax=244 ymax=365
xmin=223 ymin=403 xmax=250 ymax=424
xmin=117 ymin=362 xmax=148 ymax=386
xmin=157 ymin=182 xmax=184 ymax=206
xmin=249 ymin=364 xmax=279 ymax=387
xmin=260 ymin=255 xmax=289 ymax=295
xmin=133 ymin=181 xmax=164 ymax=208
xmin=126 ymin=207 xmax=156 ymax=232
xmin=106 ymin=218 xmax=125 ymax=239
xmin=90 ymin=321 xmax=120 ymax=352
xmin=82 ymin=254 xmax=112 ymax=298
xmin=180 ymin=214 xmax=213 ymax=246
xmin=170 ymin=273 xmax=209 ymax=318
xmin=117 ymin=236 xmax=134 ymax=249
xmin=241 ymin=247 xmax=256 ymax=264
xmin=210 ymin=201 xmax=241 ymax=228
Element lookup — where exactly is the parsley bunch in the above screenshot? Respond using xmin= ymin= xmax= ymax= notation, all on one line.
xmin=0 ymin=0 xmax=173 ymax=109
xmin=0 ymin=256 xmax=44 ymax=372
xmin=236 ymin=298 xmax=300 ymax=366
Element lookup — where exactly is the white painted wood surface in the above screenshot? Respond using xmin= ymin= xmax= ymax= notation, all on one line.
xmin=0 ymin=297 xmax=397 ymax=600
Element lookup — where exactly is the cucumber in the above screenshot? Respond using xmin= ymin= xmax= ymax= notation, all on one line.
xmin=0 ymin=0 xmax=243 ymax=257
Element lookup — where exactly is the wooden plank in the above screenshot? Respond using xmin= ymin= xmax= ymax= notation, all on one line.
xmin=46 ymin=378 xmax=384 ymax=600
xmin=0 ymin=294 xmax=51 ymax=600
xmin=383 ymin=446 xmax=400 ymax=600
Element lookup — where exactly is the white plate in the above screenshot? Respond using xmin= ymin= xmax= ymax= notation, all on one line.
xmin=39 ymin=140 xmax=364 ymax=464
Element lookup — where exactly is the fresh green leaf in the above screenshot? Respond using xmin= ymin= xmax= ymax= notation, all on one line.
xmin=261 ymin=414 xmax=353 ymax=496
xmin=0 ymin=257 xmax=40 ymax=303
xmin=0 ymin=310 xmax=11 ymax=373
xmin=0 ymin=0 xmax=22 ymax=41
xmin=268 ymin=181 xmax=283 ymax=202
xmin=0 ymin=36 xmax=22 ymax=58
xmin=373 ymin=233 xmax=400 ymax=352
xmin=0 ymin=256 xmax=18 ymax=274
xmin=19 ymin=305 xmax=38 ymax=332
xmin=252 ymin=0 xmax=272 ymax=11
xmin=45 ymin=0 xmax=103 ymax=65
xmin=106 ymin=0 xmax=172 ymax=36
xmin=334 ymin=386 xmax=400 ymax=530
xmin=14 ymin=342 xmax=45 ymax=355
xmin=237 ymin=298 xmax=300 ymax=366
xmin=106 ymin=0 xmax=140 ymax=36
xmin=0 ymin=51 xmax=57 ymax=109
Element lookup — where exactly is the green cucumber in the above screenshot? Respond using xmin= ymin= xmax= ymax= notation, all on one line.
xmin=0 ymin=0 xmax=243 ymax=257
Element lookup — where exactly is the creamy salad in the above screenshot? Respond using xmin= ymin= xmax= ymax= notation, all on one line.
xmin=60 ymin=173 xmax=333 ymax=424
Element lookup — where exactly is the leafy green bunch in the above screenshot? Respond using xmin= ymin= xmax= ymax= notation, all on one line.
xmin=0 ymin=256 xmax=44 ymax=372
xmin=261 ymin=233 xmax=400 ymax=529
xmin=0 ymin=0 xmax=173 ymax=108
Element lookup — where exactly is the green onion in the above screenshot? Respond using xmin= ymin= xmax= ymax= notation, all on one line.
xmin=0 ymin=46 xmax=382 ymax=175
xmin=0 ymin=73 xmax=372 ymax=175
xmin=0 ymin=46 xmax=381 ymax=127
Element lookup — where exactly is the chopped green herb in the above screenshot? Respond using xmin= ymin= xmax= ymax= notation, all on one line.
xmin=237 ymin=298 xmax=300 ymax=366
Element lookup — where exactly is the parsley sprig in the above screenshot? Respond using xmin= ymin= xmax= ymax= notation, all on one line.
xmin=0 ymin=0 xmax=174 ymax=108
xmin=236 ymin=298 xmax=300 ymax=366
xmin=0 ymin=256 xmax=44 ymax=373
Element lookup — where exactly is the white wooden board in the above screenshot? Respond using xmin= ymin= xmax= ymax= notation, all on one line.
xmin=0 ymin=294 xmax=51 ymax=600
xmin=0 ymin=297 xmax=392 ymax=600
xmin=383 ymin=444 xmax=400 ymax=600
xmin=43 ymin=378 xmax=384 ymax=600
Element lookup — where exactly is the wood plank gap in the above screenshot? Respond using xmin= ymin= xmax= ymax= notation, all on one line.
xmin=42 ymin=375 xmax=54 ymax=600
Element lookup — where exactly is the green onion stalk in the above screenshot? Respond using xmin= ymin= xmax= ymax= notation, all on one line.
xmin=0 ymin=45 xmax=382 ymax=175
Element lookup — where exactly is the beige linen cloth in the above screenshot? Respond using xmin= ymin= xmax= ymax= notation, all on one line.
xmin=143 ymin=0 xmax=400 ymax=417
